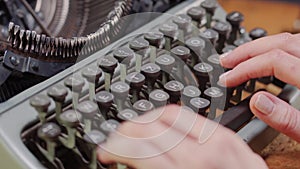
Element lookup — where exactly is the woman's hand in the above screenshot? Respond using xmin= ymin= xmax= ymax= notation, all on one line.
xmin=98 ymin=105 xmax=267 ymax=169
xmin=220 ymin=32 xmax=300 ymax=142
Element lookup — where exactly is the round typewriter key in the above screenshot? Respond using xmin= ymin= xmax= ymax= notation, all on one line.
xmin=110 ymin=81 xmax=130 ymax=111
xmin=249 ymin=28 xmax=267 ymax=40
xmin=100 ymin=119 xmax=120 ymax=135
xmin=64 ymin=75 xmax=85 ymax=93
xmin=98 ymin=56 xmax=118 ymax=91
xmin=207 ymin=54 xmax=220 ymax=66
xmin=222 ymin=45 xmax=236 ymax=54
xmin=94 ymin=91 xmax=114 ymax=119
xmin=81 ymin=65 xmax=102 ymax=83
xmin=47 ymin=84 xmax=68 ymax=122
xmin=60 ymin=110 xmax=82 ymax=148
xmin=190 ymin=97 xmax=210 ymax=116
xmin=141 ymin=63 xmax=161 ymax=93
xmin=60 ymin=110 xmax=82 ymax=128
xmin=201 ymin=0 xmax=218 ymax=28
xmin=226 ymin=11 xmax=244 ymax=26
xmin=164 ymin=80 xmax=184 ymax=104
xmin=159 ymin=22 xmax=178 ymax=38
xmin=173 ymin=14 xmax=192 ymax=30
xmin=155 ymin=54 xmax=175 ymax=72
xmin=144 ymin=32 xmax=164 ymax=47
xmin=171 ymin=46 xmax=190 ymax=62
xmin=212 ymin=21 xmax=232 ymax=53
xmin=38 ymin=122 xmax=61 ymax=141
xmin=117 ymin=109 xmax=139 ymax=122
xmin=204 ymin=87 xmax=224 ymax=118
xmin=125 ymin=72 xmax=146 ymax=89
xmin=97 ymin=56 xmax=118 ymax=74
xmin=77 ymin=101 xmax=98 ymax=119
xmin=95 ymin=91 xmax=114 ymax=108
xmin=64 ymin=75 xmax=85 ymax=109
xmin=193 ymin=62 xmax=213 ymax=91
xmin=199 ymin=29 xmax=219 ymax=47
xmin=187 ymin=7 xmax=206 ymax=23
xmin=234 ymin=37 xmax=251 ymax=47
xmin=185 ymin=37 xmax=205 ymax=64
xmin=82 ymin=65 xmax=103 ymax=101
xmin=129 ymin=37 xmax=150 ymax=51
xmin=110 ymin=82 xmax=130 ymax=97
xmin=126 ymin=72 xmax=145 ymax=103
xmin=200 ymin=0 xmax=218 ymax=14
xmin=30 ymin=94 xmax=51 ymax=112
xmin=47 ymin=84 xmax=68 ymax=103
xmin=159 ymin=23 xmax=178 ymax=50
xmin=133 ymin=99 xmax=154 ymax=115
xmin=83 ymin=130 xmax=106 ymax=145
xmin=182 ymin=85 xmax=201 ymax=106
xmin=149 ymin=89 xmax=169 ymax=108
xmin=113 ymin=46 xmax=134 ymax=64
xmin=30 ymin=94 xmax=51 ymax=124
xmin=37 ymin=122 xmax=61 ymax=162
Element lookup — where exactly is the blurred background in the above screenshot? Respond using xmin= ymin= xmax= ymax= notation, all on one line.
xmin=219 ymin=0 xmax=300 ymax=35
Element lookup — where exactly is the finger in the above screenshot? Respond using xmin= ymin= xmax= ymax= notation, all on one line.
xmin=220 ymin=33 xmax=300 ymax=68
xmin=250 ymin=91 xmax=300 ymax=142
xmin=219 ymin=49 xmax=300 ymax=88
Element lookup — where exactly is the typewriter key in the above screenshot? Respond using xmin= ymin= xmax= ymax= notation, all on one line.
xmin=185 ymin=37 xmax=205 ymax=65
xmin=155 ymin=54 xmax=175 ymax=84
xmin=94 ymin=91 xmax=114 ymax=119
xmin=97 ymin=56 xmax=118 ymax=91
xmin=144 ymin=32 xmax=164 ymax=62
xmin=64 ymin=75 xmax=85 ymax=109
xmin=226 ymin=11 xmax=244 ymax=44
xmin=190 ymin=97 xmax=210 ymax=116
xmin=173 ymin=14 xmax=192 ymax=43
xmin=113 ymin=46 xmax=134 ymax=81
xmin=222 ymin=45 xmax=236 ymax=54
xmin=249 ymin=28 xmax=267 ymax=40
xmin=38 ymin=122 xmax=61 ymax=162
xmin=164 ymin=80 xmax=184 ymax=104
xmin=126 ymin=72 xmax=146 ymax=103
xmin=133 ymin=99 xmax=154 ymax=115
xmin=159 ymin=23 xmax=178 ymax=50
xmin=30 ymin=94 xmax=51 ymax=124
xmin=182 ymin=85 xmax=201 ymax=106
xmin=193 ymin=62 xmax=213 ymax=91
xmin=149 ymin=89 xmax=169 ymax=108
xmin=129 ymin=37 xmax=150 ymax=72
xmin=187 ymin=7 xmax=206 ymax=27
xmin=141 ymin=63 xmax=161 ymax=93
xmin=81 ymin=65 xmax=103 ymax=101
xmin=77 ymin=101 xmax=99 ymax=133
xmin=100 ymin=119 xmax=120 ymax=135
xmin=212 ymin=21 xmax=232 ymax=54
xmin=83 ymin=130 xmax=106 ymax=169
xmin=117 ymin=109 xmax=139 ymax=122
xmin=204 ymin=87 xmax=224 ymax=119
xmin=201 ymin=0 xmax=218 ymax=28
xmin=233 ymin=37 xmax=251 ymax=47
xmin=110 ymin=81 xmax=130 ymax=111
xmin=59 ymin=110 xmax=82 ymax=148
xmin=199 ymin=28 xmax=219 ymax=47
xmin=47 ymin=84 xmax=68 ymax=122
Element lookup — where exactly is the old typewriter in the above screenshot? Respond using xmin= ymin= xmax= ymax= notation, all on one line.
xmin=0 ymin=0 xmax=300 ymax=169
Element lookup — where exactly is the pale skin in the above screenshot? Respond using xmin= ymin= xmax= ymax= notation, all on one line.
xmin=98 ymin=32 xmax=300 ymax=168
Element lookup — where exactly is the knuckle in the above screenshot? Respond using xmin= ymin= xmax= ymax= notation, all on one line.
xmin=280 ymin=32 xmax=293 ymax=42
xmin=117 ymin=121 xmax=138 ymax=136
xmin=278 ymin=106 xmax=298 ymax=132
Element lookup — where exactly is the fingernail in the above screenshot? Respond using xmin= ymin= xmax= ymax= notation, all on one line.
xmin=218 ymin=71 xmax=231 ymax=86
xmin=255 ymin=94 xmax=274 ymax=115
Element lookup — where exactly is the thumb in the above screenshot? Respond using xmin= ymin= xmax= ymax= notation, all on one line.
xmin=250 ymin=91 xmax=300 ymax=142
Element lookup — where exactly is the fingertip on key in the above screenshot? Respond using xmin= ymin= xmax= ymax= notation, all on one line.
xmin=219 ymin=52 xmax=231 ymax=67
